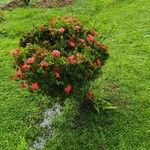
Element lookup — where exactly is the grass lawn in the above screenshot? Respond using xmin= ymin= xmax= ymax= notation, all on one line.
xmin=0 ymin=0 xmax=150 ymax=149
xmin=0 ymin=0 xmax=12 ymax=4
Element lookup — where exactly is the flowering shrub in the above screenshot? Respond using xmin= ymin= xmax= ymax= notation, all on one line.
xmin=12 ymin=16 xmax=109 ymax=102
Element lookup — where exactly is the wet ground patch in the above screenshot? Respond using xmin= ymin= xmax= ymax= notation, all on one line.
xmin=30 ymin=103 xmax=62 ymax=149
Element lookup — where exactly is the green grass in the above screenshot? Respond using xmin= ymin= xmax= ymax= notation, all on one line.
xmin=0 ymin=0 xmax=12 ymax=4
xmin=0 ymin=0 xmax=150 ymax=149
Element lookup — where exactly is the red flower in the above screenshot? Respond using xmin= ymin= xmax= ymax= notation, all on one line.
xmin=68 ymin=41 xmax=76 ymax=47
xmin=26 ymin=57 xmax=35 ymax=64
xmin=52 ymin=68 xmax=61 ymax=78
xmin=51 ymin=50 xmax=61 ymax=58
xmin=68 ymin=55 xmax=77 ymax=64
xmin=31 ymin=83 xmax=39 ymax=91
xmin=20 ymin=82 xmax=28 ymax=89
xmin=64 ymin=84 xmax=72 ymax=94
xmin=34 ymin=48 xmax=39 ymax=53
xmin=86 ymin=91 xmax=94 ymax=100
xmin=79 ymin=39 xmax=85 ymax=44
xmin=16 ymin=68 xmax=22 ymax=78
xmin=50 ymin=20 xmax=55 ymax=28
xmin=87 ymin=34 xmax=95 ymax=42
xmin=15 ymin=62 xmax=20 ymax=65
xmin=96 ymin=59 xmax=101 ymax=66
xmin=40 ymin=60 xmax=49 ymax=68
xmin=54 ymin=72 xmax=60 ymax=78
xmin=74 ymin=25 xmax=80 ymax=31
xmin=91 ymin=31 xmax=97 ymax=36
xmin=21 ymin=64 xmax=30 ymax=71
xmin=41 ymin=49 xmax=47 ymax=57
xmin=58 ymin=28 xmax=65 ymax=33
xmin=101 ymin=45 xmax=108 ymax=52
xmin=11 ymin=49 xmax=20 ymax=58
xmin=96 ymin=42 xmax=108 ymax=52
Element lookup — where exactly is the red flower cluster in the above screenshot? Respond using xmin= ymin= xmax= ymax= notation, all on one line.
xmin=31 ymin=83 xmax=39 ymax=91
xmin=26 ymin=57 xmax=35 ymax=64
xmin=20 ymin=82 xmax=39 ymax=91
xmin=21 ymin=82 xmax=28 ymax=89
xmin=52 ymin=68 xmax=61 ymax=79
xmin=51 ymin=50 xmax=61 ymax=58
xmin=41 ymin=49 xmax=47 ymax=57
xmin=68 ymin=40 xmax=76 ymax=47
xmin=87 ymin=34 xmax=95 ymax=42
xmin=74 ymin=25 xmax=80 ymax=31
xmin=58 ymin=28 xmax=65 ymax=33
xmin=68 ymin=55 xmax=77 ymax=64
xmin=21 ymin=64 xmax=30 ymax=71
xmin=11 ymin=49 xmax=20 ymax=58
xmin=40 ymin=60 xmax=49 ymax=68
xmin=16 ymin=68 xmax=22 ymax=78
xmin=64 ymin=84 xmax=72 ymax=94
xmin=79 ymin=39 xmax=85 ymax=44
xmin=86 ymin=91 xmax=94 ymax=100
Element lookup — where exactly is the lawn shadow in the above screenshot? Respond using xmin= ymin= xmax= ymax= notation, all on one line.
xmin=47 ymin=103 xmax=116 ymax=150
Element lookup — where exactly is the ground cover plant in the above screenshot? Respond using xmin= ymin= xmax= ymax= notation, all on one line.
xmin=0 ymin=0 xmax=150 ymax=150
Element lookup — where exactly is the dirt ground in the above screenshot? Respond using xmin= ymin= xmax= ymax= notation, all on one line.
xmin=0 ymin=0 xmax=74 ymax=10
xmin=34 ymin=0 xmax=74 ymax=8
xmin=0 ymin=0 xmax=23 ymax=10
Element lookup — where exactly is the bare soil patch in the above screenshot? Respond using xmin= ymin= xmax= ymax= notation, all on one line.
xmin=34 ymin=0 xmax=74 ymax=8
xmin=0 ymin=0 xmax=75 ymax=10
xmin=0 ymin=0 xmax=24 ymax=10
